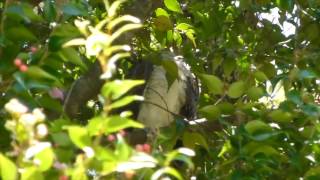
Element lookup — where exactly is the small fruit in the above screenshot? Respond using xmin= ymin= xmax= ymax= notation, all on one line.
xmin=143 ymin=144 xmax=151 ymax=153
xmin=59 ymin=175 xmax=68 ymax=180
xmin=19 ymin=64 xmax=28 ymax=72
xmin=14 ymin=58 xmax=22 ymax=67
xmin=124 ymin=170 xmax=135 ymax=179
xmin=30 ymin=46 xmax=38 ymax=53
xmin=107 ymin=134 xmax=116 ymax=142
xmin=135 ymin=144 xmax=144 ymax=152
xmin=119 ymin=130 xmax=126 ymax=137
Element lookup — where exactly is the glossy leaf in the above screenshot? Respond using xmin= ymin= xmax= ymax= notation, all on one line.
xmin=247 ymin=87 xmax=264 ymax=101
xmin=21 ymin=167 xmax=44 ymax=180
xmin=67 ymin=126 xmax=91 ymax=148
xmin=199 ymin=74 xmax=224 ymax=95
xmin=245 ymin=120 xmax=272 ymax=135
xmin=34 ymin=147 xmax=54 ymax=171
xmin=269 ymin=110 xmax=292 ymax=123
xmin=183 ymin=131 xmax=209 ymax=150
xmin=155 ymin=8 xmax=169 ymax=17
xmin=153 ymin=16 xmax=173 ymax=31
xmin=0 ymin=154 xmax=17 ymax=180
xmin=101 ymin=80 xmax=144 ymax=100
xmin=227 ymin=81 xmax=246 ymax=98
xmin=59 ymin=47 xmax=87 ymax=70
xmin=164 ymin=0 xmax=183 ymax=13
xmin=199 ymin=105 xmax=221 ymax=120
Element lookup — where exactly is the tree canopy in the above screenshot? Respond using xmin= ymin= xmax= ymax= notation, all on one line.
xmin=1 ymin=0 xmax=320 ymax=179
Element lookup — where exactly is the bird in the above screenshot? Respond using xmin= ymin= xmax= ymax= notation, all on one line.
xmin=63 ymin=50 xmax=199 ymax=143
xmin=137 ymin=52 xmax=198 ymax=134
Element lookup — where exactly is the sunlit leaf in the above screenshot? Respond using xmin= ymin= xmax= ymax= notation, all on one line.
xmin=59 ymin=47 xmax=87 ymax=70
xmin=26 ymin=66 xmax=60 ymax=82
xmin=199 ymin=105 xmax=221 ymax=120
xmin=153 ymin=16 xmax=173 ymax=32
xmin=101 ymin=80 xmax=144 ymax=100
xmin=183 ymin=132 xmax=209 ymax=150
xmin=269 ymin=110 xmax=292 ymax=123
xmin=155 ymin=8 xmax=169 ymax=17
xmin=199 ymin=74 xmax=224 ymax=95
xmin=245 ymin=120 xmax=272 ymax=135
xmin=67 ymin=126 xmax=91 ymax=148
xmin=247 ymin=87 xmax=264 ymax=101
xmin=21 ymin=167 xmax=44 ymax=180
xmin=227 ymin=81 xmax=246 ymax=98
xmin=0 ymin=154 xmax=17 ymax=180
xmin=164 ymin=0 xmax=183 ymax=13
xmin=254 ymin=71 xmax=268 ymax=82
xmin=109 ymin=95 xmax=144 ymax=110
xmin=34 ymin=147 xmax=54 ymax=171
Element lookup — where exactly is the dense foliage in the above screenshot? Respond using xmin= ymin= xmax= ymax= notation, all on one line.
xmin=1 ymin=0 xmax=320 ymax=179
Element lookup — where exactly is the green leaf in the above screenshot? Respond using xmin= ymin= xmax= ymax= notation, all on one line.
xmin=247 ymin=87 xmax=264 ymax=101
xmin=115 ymin=136 xmax=132 ymax=161
xmin=199 ymin=74 xmax=224 ymax=95
xmin=6 ymin=3 xmax=43 ymax=22
xmin=87 ymin=116 xmax=143 ymax=136
xmin=152 ymin=167 xmax=183 ymax=180
xmin=21 ymin=167 xmax=44 ymax=180
xmin=254 ymin=71 xmax=268 ymax=82
xmin=155 ymin=8 xmax=169 ymax=17
xmin=109 ymin=95 xmax=144 ymax=110
xmin=101 ymin=80 xmax=144 ymax=100
xmin=151 ymin=167 xmax=183 ymax=180
xmin=227 ymin=81 xmax=246 ymax=98
xmin=251 ymin=145 xmax=280 ymax=157
xmin=104 ymin=116 xmax=144 ymax=134
xmin=176 ymin=23 xmax=193 ymax=31
xmin=162 ymin=59 xmax=178 ymax=86
xmin=298 ymin=69 xmax=317 ymax=79
xmin=59 ymin=47 xmax=87 ymax=70
xmin=51 ymin=132 xmax=72 ymax=147
xmin=276 ymin=0 xmax=294 ymax=11
xmin=62 ymin=3 xmax=88 ymax=16
xmin=260 ymin=63 xmax=276 ymax=78
xmin=287 ymin=90 xmax=302 ymax=105
xmin=95 ymin=146 xmax=116 ymax=161
xmin=6 ymin=26 xmax=37 ymax=42
xmin=153 ymin=16 xmax=173 ymax=32
xmin=26 ymin=66 xmax=59 ymax=82
xmin=164 ymin=0 xmax=183 ymax=13
xmin=67 ymin=126 xmax=91 ymax=148
xmin=302 ymin=104 xmax=320 ymax=117
xmin=44 ymin=0 xmax=57 ymax=22
xmin=0 ymin=154 xmax=17 ymax=180
xmin=186 ymin=30 xmax=196 ymax=47
xmin=199 ymin=105 xmax=221 ymax=120
xmin=217 ymin=102 xmax=235 ymax=114
xmin=34 ymin=147 xmax=54 ymax=171
xmin=304 ymin=166 xmax=320 ymax=178
xmin=223 ymin=59 xmax=236 ymax=77
xmin=183 ymin=132 xmax=209 ymax=150
xmin=269 ymin=110 xmax=292 ymax=123
xmin=245 ymin=120 xmax=272 ymax=135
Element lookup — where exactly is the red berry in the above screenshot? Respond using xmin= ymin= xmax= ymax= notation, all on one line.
xmin=107 ymin=134 xmax=116 ymax=142
xmin=119 ymin=130 xmax=126 ymax=137
xmin=30 ymin=46 xmax=38 ymax=53
xmin=143 ymin=144 xmax=151 ymax=153
xmin=19 ymin=64 xmax=28 ymax=72
xmin=135 ymin=144 xmax=144 ymax=152
xmin=59 ymin=175 xmax=68 ymax=180
xmin=14 ymin=58 xmax=22 ymax=67
xmin=124 ymin=170 xmax=135 ymax=179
